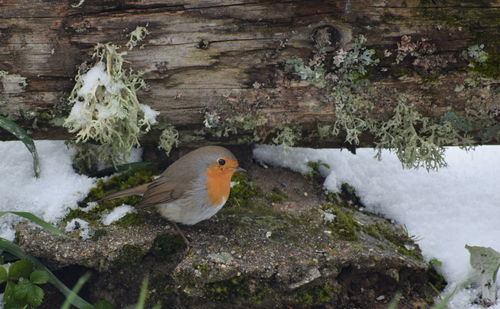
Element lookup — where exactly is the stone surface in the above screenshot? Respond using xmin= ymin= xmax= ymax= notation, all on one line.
xmin=17 ymin=164 xmax=439 ymax=308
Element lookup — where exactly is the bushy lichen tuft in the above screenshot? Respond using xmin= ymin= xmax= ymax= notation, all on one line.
xmin=64 ymin=43 xmax=159 ymax=167
xmin=285 ymin=56 xmax=327 ymax=87
xmin=202 ymin=106 xmax=268 ymax=144
xmin=374 ymin=97 xmax=471 ymax=170
xmin=287 ymin=35 xmax=379 ymax=146
xmin=126 ymin=26 xmax=150 ymax=50
xmin=158 ymin=125 xmax=179 ymax=156
xmin=272 ymin=126 xmax=302 ymax=147
xmin=287 ymin=35 xmax=483 ymax=171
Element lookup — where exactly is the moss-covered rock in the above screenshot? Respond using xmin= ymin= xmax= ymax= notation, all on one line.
xmin=64 ymin=167 xmax=153 ymax=224
xmin=16 ymin=163 xmax=438 ymax=309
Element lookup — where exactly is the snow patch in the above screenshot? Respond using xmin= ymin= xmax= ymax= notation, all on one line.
xmin=0 ymin=141 xmax=94 ymax=241
xmin=254 ymin=145 xmax=500 ymax=308
xmin=65 ymin=218 xmax=92 ymax=240
xmin=101 ymin=204 xmax=136 ymax=226
xmin=139 ymin=103 xmax=160 ymax=125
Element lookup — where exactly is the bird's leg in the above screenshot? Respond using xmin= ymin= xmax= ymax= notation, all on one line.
xmin=171 ymin=221 xmax=190 ymax=247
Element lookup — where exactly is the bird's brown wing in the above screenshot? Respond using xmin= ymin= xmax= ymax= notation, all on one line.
xmin=139 ymin=176 xmax=186 ymax=207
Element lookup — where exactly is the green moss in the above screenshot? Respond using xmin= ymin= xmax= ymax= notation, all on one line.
xmin=114 ymin=212 xmax=144 ymax=227
xmin=203 ymin=277 xmax=269 ymax=303
xmin=364 ymin=222 xmax=422 ymax=259
xmin=90 ymin=229 xmax=107 ymax=241
xmin=192 ymin=264 xmax=212 ymax=279
xmin=265 ymin=187 xmax=288 ymax=203
xmin=151 ymin=233 xmax=186 ymax=258
xmin=305 ymin=160 xmax=329 ymax=184
xmin=322 ymin=203 xmax=361 ymax=241
xmin=226 ymin=172 xmax=262 ymax=208
xmin=65 ymin=168 xmax=153 ymax=223
xmin=295 ymin=282 xmax=335 ymax=306
xmin=113 ymin=244 xmax=145 ymax=270
xmin=428 ymin=265 xmax=447 ymax=292
xmin=325 ymin=184 xmax=364 ymax=210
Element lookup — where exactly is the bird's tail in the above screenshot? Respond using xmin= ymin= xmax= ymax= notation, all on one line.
xmin=102 ymin=183 xmax=150 ymax=200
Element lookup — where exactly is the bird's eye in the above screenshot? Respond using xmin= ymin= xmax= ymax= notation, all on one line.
xmin=218 ymin=158 xmax=226 ymax=166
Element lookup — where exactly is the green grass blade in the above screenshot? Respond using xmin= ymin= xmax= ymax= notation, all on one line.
xmin=0 ymin=238 xmax=92 ymax=309
xmin=136 ymin=276 xmax=149 ymax=309
xmin=0 ymin=211 xmax=69 ymax=239
xmin=387 ymin=292 xmax=402 ymax=309
xmin=0 ymin=115 xmax=40 ymax=178
xmin=60 ymin=272 xmax=91 ymax=309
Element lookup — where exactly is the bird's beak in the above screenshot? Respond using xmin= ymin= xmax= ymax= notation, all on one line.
xmin=234 ymin=166 xmax=246 ymax=172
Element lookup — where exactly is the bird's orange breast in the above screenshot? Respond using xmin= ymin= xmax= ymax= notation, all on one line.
xmin=204 ymin=160 xmax=238 ymax=206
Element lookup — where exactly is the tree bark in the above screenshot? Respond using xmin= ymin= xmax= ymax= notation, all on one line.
xmin=1 ymin=0 xmax=499 ymax=146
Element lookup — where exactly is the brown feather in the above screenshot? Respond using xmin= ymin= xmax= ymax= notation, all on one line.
xmin=102 ymin=183 xmax=150 ymax=200
xmin=139 ymin=177 xmax=185 ymax=207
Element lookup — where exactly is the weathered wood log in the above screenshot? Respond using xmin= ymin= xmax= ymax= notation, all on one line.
xmin=1 ymin=0 xmax=499 ymax=147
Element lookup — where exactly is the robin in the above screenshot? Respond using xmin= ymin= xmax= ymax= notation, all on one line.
xmin=103 ymin=146 xmax=245 ymax=244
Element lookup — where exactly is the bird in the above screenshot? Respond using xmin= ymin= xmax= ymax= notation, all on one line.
xmin=103 ymin=146 xmax=245 ymax=244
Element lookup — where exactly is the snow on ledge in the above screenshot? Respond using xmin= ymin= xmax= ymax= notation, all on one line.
xmin=254 ymin=144 xmax=500 ymax=309
xmin=0 ymin=140 xmax=95 ymax=241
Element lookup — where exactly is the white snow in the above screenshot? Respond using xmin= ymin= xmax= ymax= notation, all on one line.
xmin=77 ymin=62 xmax=123 ymax=97
xmin=0 ymin=141 xmax=95 ymax=241
xmin=65 ymin=218 xmax=92 ymax=240
xmin=139 ymin=103 xmax=160 ymax=125
xmin=254 ymin=145 xmax=500 ymax=308
xmin=101 ymin=204 xmax=136 ymax=226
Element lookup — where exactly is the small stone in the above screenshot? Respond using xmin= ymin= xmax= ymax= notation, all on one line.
xmin=376 ymin=295 xmax=385 ymax=301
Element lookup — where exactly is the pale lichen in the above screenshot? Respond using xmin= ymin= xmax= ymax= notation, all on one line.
xmin=285 ymin=56 xmax=327 ymax=88
xmin=158 ymin=125 xmax=179 ymax=156
xmin=202 ymin=102 xmax=269 ymax=144
xmin=288 ymin=35 xmax=475 ymax=170
xmin=64 ymin=43 xmax=158 ymax=167
xmin=0 ymin=71 xmax=28 ymax=94
xmin=288 ymin=35 xmax=379 ymax=146
xmin=272 ymin=126 xmax=302 ymax=147
xmin=126 ymin=26 xmax=150 ymax=50
xmin=467 ymin=44 xmax=489 ymax=65
xmin=374 ymin=97 xmax=472 ymax=170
